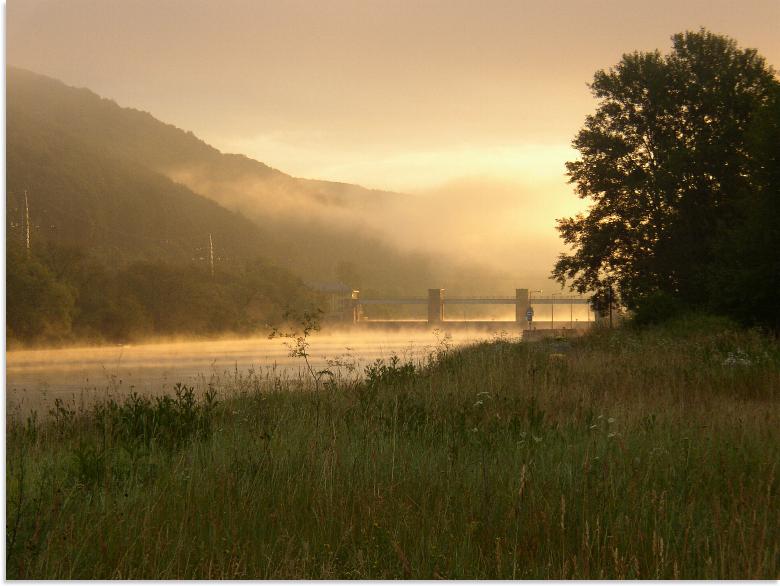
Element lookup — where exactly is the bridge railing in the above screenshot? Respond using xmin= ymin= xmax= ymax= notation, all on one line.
xmin=357 ymin=298 xmax=427 ymax=305
xmin=356 ymin=297 xmax=590 ymax=305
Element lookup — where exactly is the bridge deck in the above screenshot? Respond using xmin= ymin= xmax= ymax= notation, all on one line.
xmin=356 ymin=320 xmax=592 ymax=333
xmin=358 ymin=297 xmax=589 ymax=305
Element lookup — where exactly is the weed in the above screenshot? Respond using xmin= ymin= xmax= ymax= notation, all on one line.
xmin=269 ymin=308 xmax=332 ymax=390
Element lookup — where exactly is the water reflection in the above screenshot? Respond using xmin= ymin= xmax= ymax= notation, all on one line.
xmin=6 ymin=329 xmax=500 ymax=415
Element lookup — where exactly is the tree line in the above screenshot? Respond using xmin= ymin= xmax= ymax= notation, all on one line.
xmin=6 ymin=240 xmax=320 ymax=346
xmin=554 ymin=29 xmax=780 ymax=331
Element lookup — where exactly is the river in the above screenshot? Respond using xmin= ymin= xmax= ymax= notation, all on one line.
xmin=6 ymin=329 xmax=505 ymax=416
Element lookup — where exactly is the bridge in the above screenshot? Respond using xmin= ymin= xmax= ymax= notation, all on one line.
xmin=346 ymin=288 xmax=593 ymax=329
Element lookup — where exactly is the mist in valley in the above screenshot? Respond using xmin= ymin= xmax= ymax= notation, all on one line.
xmin=4 ymin=64 xmax=596 ymax=356
xmin=165 ymin=160 xmax=581 ymax=297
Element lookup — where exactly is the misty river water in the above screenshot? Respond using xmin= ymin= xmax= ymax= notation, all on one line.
xmin=6 ymin=329 xmax=505 ymax=416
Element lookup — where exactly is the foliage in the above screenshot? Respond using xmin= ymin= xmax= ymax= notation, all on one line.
xmin=629 ymin=290 xmax=686 ymax=326
xmin=6 ymin=245 xmax=76 ymax=342
xmin=7 ymin=383 xmax=220 ymax=569
xmin=5 ymin=240 xmax=319 ymax=345
xmin=47 ymin=383 xmax=219 ymax=453
xmin=269 ymin=308 xmax=332 ymax=390
xmin=364 ymin=355 xmax=420 ymax=391
xmin=553 ymin=29 xmax=779 ymax=325
xmin=708 ymin=84 xmax=780 ymax=331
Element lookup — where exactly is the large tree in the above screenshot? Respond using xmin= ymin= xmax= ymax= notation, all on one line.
xmin=553 ymin=30 xmax=778 ymax=313
xmin=709 ymin=84 xmax=780 ymax=330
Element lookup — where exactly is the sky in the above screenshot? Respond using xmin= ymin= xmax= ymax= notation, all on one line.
xmin=7 ymin=0 xmax=780 ymax=193
xmin=6 ymin=0 xmax=780 ymax=290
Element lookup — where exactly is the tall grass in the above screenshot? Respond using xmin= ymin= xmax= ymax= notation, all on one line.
xmin=6 ymin=317 xmax=779 ymax=578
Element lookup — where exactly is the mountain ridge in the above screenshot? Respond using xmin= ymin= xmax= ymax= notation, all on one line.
xmin=7 ymin=67 xmax=404 ymax=211
xmin=7 ymin=66 xmax=513 ymax=297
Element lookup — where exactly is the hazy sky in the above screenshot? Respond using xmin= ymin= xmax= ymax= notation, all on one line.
xmin=8 ymin=0 xmax=780 ymax=193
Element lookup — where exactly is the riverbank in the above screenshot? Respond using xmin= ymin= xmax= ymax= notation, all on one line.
xmin=6 ymin=316 xmax=779 ymax=578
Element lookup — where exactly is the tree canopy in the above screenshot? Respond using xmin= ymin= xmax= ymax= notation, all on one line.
xmin=553 ymin=29 xmax=779 ymax=326
xmin=5 ymin=239 xmax=320 ymax=346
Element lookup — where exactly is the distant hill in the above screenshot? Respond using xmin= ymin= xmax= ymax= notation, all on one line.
xmin=6 ymin=107 xmax=276 ymax=266
xmin=6 ymin=69 xmax=284 ymax=261
xmin=7 ymin=67 xmax=510 ymax=296
xmin=6 ymin=67 xmax=400 ymax=211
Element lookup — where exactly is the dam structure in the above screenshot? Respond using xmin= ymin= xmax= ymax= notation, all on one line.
xmin=346 ymin=288 xmax=593 ymax=333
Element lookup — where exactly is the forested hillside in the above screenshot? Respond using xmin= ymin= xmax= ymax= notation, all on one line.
xmin=5 ymin=69 xmax=326 ymax=344
xmin=6 ymin=67 xmax=510 ymax=296
xmin=6 ymin=67 xmax=398 ymax=211
xmin=6 ymin=107 xmax=275 ymax=265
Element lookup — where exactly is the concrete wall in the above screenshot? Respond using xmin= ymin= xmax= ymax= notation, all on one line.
xmin=427 ymin=289 xmax=444 ymax=323
xmin=515 ymin=288 xmax=529 ymax=323
xmin=350 ymin=290 xmax=362 ymax=323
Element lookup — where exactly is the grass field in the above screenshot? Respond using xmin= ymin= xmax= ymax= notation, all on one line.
xmin=6 ymin=316 xmax=779 ymax=578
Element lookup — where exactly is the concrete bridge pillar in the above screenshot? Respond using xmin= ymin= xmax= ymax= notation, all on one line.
xmin=428 ymin=289 xmax=444 ymax=324
xmin=350 ymin=290 xmax=361 ymax=323
xmin=515 ymin=288 xmax=529 ymax=323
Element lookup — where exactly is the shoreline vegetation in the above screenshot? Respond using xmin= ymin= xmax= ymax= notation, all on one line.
xmin=5 ymin=241 xmax=321 ymax=349
xmin=6 ymin=315 xmax=778 ymax=579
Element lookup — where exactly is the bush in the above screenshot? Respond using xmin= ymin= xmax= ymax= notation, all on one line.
xmin=630 ymin=291 xmax=687 ymax=326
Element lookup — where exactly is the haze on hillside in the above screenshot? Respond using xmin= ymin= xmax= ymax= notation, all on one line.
xmin=7 ymin=0 xmax=780 ymax=295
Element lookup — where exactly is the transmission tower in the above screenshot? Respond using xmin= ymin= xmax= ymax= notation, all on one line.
xmin=24 ymin=190 xmax=31 ymax=257
xmin=208 ymin=233 xmax=215 ymax=278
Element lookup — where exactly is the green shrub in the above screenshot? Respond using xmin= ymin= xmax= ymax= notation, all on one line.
xmin=631 ymin=291 xmax=687 ymax=326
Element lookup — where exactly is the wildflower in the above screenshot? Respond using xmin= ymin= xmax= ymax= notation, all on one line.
xmin=722 ymin=351 xmax=752 ymax=367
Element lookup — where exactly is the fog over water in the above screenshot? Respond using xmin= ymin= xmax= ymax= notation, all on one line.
xmin=6 ymin=330 xmax=501 ymax=416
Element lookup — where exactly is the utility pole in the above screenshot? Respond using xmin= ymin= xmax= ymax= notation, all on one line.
xmin=24 ymin=190 xmax=31 ymax=258
xmin=551 ymin=294 xmax=555 ymax=330
xmin=208 ymin=233 xmax=215 ymax=278
xmin=529 ymin=289 xmax=541 ymax=331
